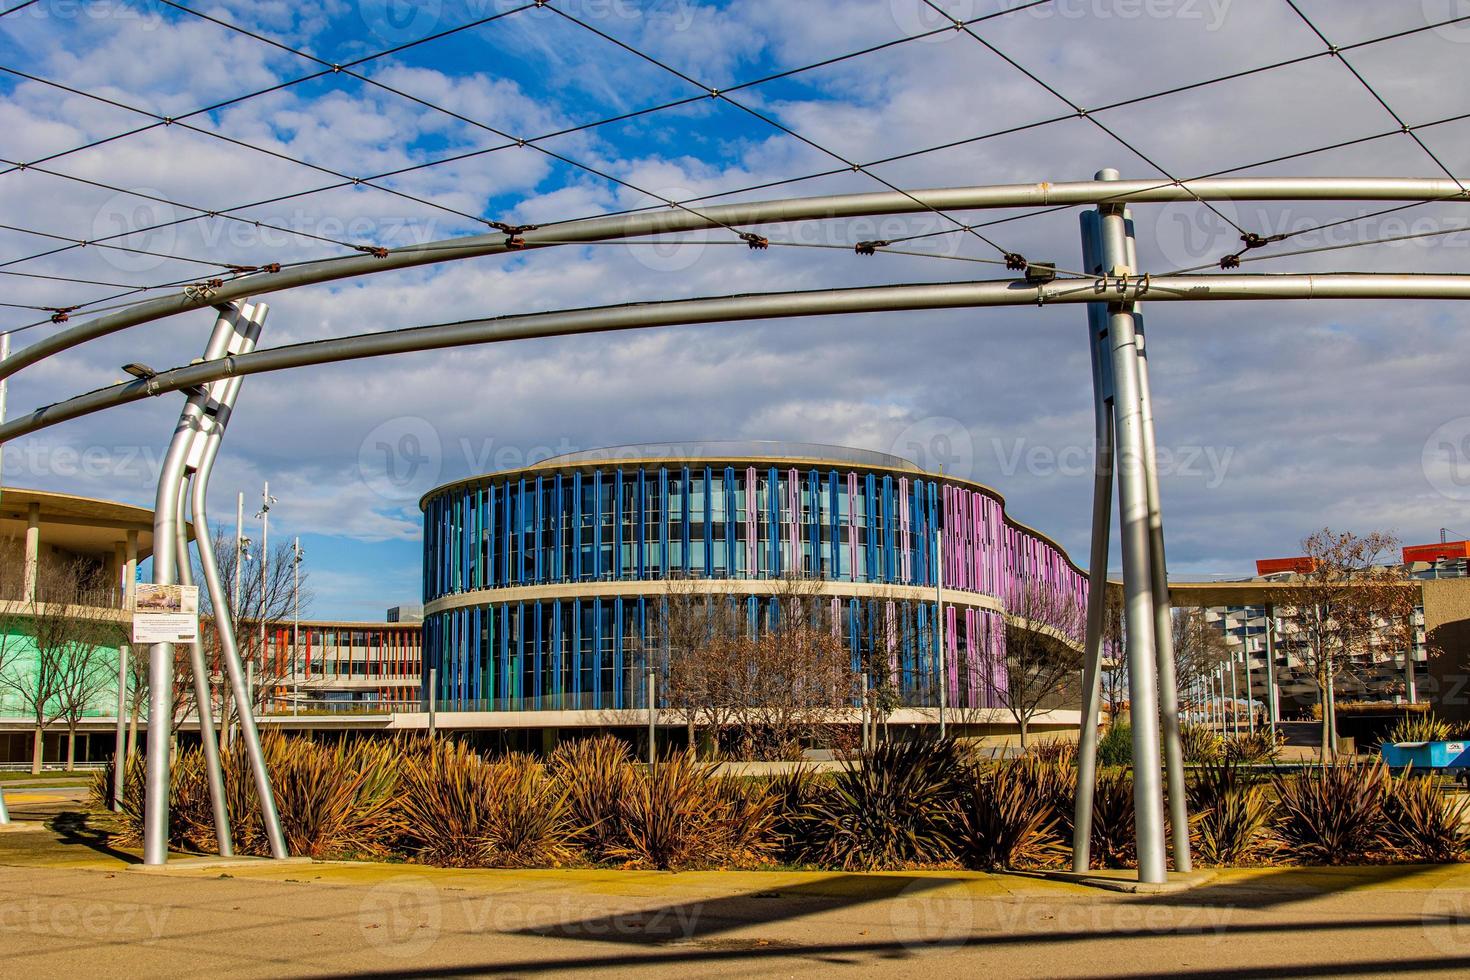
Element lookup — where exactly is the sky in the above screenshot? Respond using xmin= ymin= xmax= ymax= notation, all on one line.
xmin=1 ymin=0 xmax=1469 ymax=620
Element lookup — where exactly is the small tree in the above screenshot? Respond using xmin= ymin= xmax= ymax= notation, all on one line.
xmin=1284 ymin=529 xmax=1416 ymax=758
xmin=660 ymin=576 xmax=742 ymax=758
xmin=720 ymin=583 xmax=857 ymax=759
xmin=1098 ymin=586 xmax=1128 ymax=726
xmin=1172 ymin=607 xmax=1233 ymax=717
xmin=55 ymin=622 xmax=123 ymax=769
xmin=0 ymin=555 xmax=117 ymax=773
xmin=988 ymin=581 xmax=1086 ymax=749
xmin=198 ymin=530 xmax=310 ymax=726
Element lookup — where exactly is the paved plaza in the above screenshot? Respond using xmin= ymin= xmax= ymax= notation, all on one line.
xmin=3 ymin=789 xmax=1470 ymax=978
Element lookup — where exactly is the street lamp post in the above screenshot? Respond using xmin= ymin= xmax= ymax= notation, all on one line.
xmin=292 ymin=537 xmax=304 ymax=683
xmin=255 ymin=482 xmax=276 ymax=708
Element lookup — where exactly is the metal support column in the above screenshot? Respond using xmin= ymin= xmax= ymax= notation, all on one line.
xmin=647 ymin=668 xmax=657 ymax=764
xmin=112 ymin=644 xmax=129 ymax=811
xmin=175 ymin=488 xmax=232 ymax=855
xmin=1265 ymin=604 xmax=1280 ymax=730
xmin=1072 ymin=209 xmax=1116 ymax=873
xmin=1123 ymin=211 xmax=1191 ymax=873
xmin=1230 ymin=654 xmax=1240 ymax=736
xmin=142 ymin=303 xmax=250 ymax=865
xmin=1095 ymin=169 xmax=1168 ymax=883
xmin=188 ymin=302 xmax=286 ymax=858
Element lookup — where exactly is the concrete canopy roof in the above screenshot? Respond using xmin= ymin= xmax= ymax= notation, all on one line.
xmin=0 ymin=486 xmax=191 ymax=561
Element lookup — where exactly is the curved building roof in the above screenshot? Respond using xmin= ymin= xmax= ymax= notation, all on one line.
xmin=421 ymin=441 xmax=1082 ymax=576
xmin=0 ymin=486 xmax=184 ymax=561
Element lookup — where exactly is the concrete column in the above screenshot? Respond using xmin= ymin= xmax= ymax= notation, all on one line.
xmin=124 ymin=529 xmax=138 ymax=610
xmin=23 ymin=501 xmax=40 ymax=601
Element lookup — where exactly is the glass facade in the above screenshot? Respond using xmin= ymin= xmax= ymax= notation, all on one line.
xmin=421 ymin=455 xmax=1086 ymax=713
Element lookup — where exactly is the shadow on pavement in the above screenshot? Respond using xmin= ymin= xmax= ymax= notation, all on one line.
xmin=46 ymin=809 xmax=141 ymax=865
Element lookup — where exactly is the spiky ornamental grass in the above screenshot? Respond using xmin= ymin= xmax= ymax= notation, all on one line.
xmin=797 ymin=740 xmax=964 ymax=871
xmin=1384 ymin=768 xmax=1470 ymax=863
xmin=606 ymin=750 xmax=777 ymax=870
xmin=1273 ymin=760 xmax=1394 ymax=865
xmin=546 ymin=734 xmax=634 ymax=863
xmin=1187 ymin=760 xmax=1276 ymax=866
xmin=954 ymin=759 xmax=1067 ymax=870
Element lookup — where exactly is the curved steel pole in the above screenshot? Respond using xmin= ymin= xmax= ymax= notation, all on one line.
xmin=142 ymin=302 xmax=251 ymax=865
xmin=8 ymin=272 xmax=1470 ymax=445
xmin=175 ymin=480 xmax=232 ymax=856
xmin=190 ymin=303 xmax=288 ymax=859
xmin=4 ymin=176 xmax=1466 ymax=381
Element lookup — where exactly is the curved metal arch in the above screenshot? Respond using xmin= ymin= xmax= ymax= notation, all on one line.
xmin=5 ymin=270 xmax=1470 ymax=444
xmin=4 ymin=175 xmax=1466 ymax=381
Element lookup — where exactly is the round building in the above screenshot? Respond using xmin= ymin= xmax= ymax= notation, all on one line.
xmin=420 ymin=443 xmax=1087 ymax=733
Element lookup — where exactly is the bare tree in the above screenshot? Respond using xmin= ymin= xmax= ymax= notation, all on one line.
xmin=196 ymin=529 xmax=311 ymax=724
xmin=1098 ymin=586 xmax=1128 ymax=726
xmin=1172 ymin=607 xmax=1232 ymax=715
xmin=55 ymin=621 xmax=123 ymax=769
xmin=659 ymin=576 xmax=858 ymax=760
xmin=987 ymin=581 xmax=1087 ymax=749
xmin=0 ymin=554 xmax=120 ymax=773
xmin=719 ymin=579 xmax=858 ymax=759
xmin=659 ymin=576 xmax=742 ymax=757
xmin=1283 ymin=529 xmax=1416 ymax=758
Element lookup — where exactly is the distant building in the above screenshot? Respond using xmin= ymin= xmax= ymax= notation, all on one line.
xmin=386 ymin=604 xmax=423 ymax=623
xmin=1176 ymin=540 xmax=1470 ymax=721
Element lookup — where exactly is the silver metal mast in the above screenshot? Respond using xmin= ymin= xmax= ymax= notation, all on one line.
xmin=174 ymin=484 xmax=232 ymax=855
xmin=142 ymin=303 xmax=253 ymax=865
xmin=1072 ymin=210 xmax=1116 ymax=873
xmin=189 ymin=302 xmax=288 ymax=859
xmin=1095 ymin=170 xmax=1169 ymax=884
xmin=1122 ymin=207 xmax=1191 ymax=874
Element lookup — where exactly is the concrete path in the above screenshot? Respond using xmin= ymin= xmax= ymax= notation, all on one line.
xmin=2 ymin=815 xmax=1469 ymax=977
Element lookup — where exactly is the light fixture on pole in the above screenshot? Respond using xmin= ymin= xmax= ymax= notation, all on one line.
xmin=292 ymin=537 xmax=304 ymax=684
xmin=255 ymin=481 xmax=277 ymax=707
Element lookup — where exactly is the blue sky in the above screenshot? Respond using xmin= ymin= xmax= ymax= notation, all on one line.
xmin=3 ymin=1 xmax=1470 ymax=619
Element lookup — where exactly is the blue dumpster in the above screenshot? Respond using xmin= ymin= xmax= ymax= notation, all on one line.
xmin=1380 ymin=740 xmax=1470 ymax=770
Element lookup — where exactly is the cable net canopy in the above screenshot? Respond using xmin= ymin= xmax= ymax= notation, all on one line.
xmin=0 ymin=1 xmax=1467 ymax=345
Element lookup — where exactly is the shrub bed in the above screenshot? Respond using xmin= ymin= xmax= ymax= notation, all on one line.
xmin=94 ymin=734 xmax=1470 ymax=871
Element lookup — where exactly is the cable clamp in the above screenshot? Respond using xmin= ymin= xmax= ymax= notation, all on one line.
xmin=44 ymin=306 xmax=77 ymax=323
xmin=261 ymin=262 xmax=281 ymax=273
xmin=163 ymin=117 xmax=174 ymax=126
xmin=353 ymin=244 xmax=390 ymax=258
xmin=1004 ymin=252 xmax=1027 ymax=271
xmin=708 ymin=89 xmax=720 ymax=98
xmin=740 ymin=233 xmax=769 ymax=250
xmin=505 ymin=236 xmax=527 ymax=250
xmin=489 ymin=221 xmax=540 ymax=235
xmin=226 ymin=264 xmax=258 ymax=274
xmin=855 ymin=240 xmax=888 ymax=256
xmin=1220 ymin=231 xmax=1286 ymax=268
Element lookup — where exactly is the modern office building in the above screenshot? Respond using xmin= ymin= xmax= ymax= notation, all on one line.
xmin=1182 ymin=542 xmax=1470 ymax=720
xmin=419 ymin=442 xmax=1089 ymax=730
